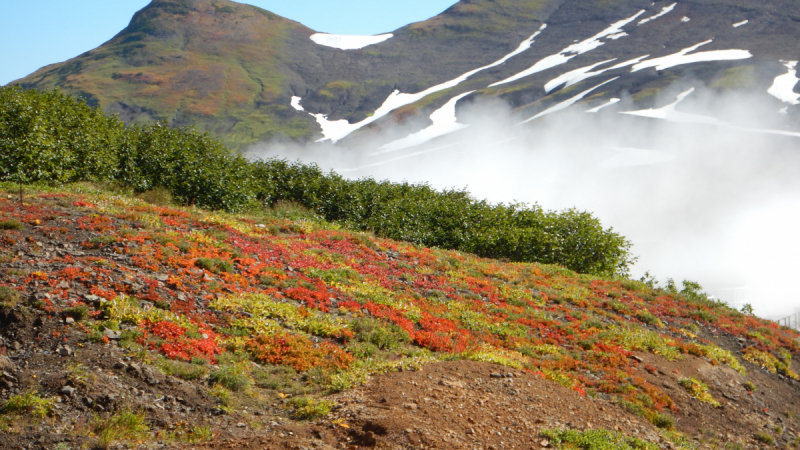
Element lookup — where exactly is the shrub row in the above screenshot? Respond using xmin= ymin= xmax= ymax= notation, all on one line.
xmin=0 ymin=86 xmax=634 ymax=275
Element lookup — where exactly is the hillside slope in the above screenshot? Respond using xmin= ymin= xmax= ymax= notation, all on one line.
xmin=0 ymin=183 xmax=799 ymax=449
xmin=11 ymin=0 xmax=800 ymax=149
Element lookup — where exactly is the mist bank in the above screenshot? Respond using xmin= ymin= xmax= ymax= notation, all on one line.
xmin=247 ymin=83 xmax=800 ymax=320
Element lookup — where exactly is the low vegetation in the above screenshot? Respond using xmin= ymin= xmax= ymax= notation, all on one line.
xmin=0 ymin=184 xmax=797 ymax=439
xmin=0 ymin=86 xmax=632 ymax=276
xmin=1 ymin=389 xmax=55 ymax=418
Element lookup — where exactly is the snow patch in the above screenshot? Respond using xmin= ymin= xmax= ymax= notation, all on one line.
xmin=631 ymin=40 xmax=751 ymax=72
xmin=621 ymin=88 xmax=800 ymax=138
xmin=767 ymin=61 xmax=800 ymax=105
xmin=373 ymin=91 xmax=474 ymax=154
xmin=490 ymin=11 xmax=645 ymax=87
xmin=586 ymin=98 xmax=621 ymax=113
xmin=733 ymin=20 xmax=749 ymax=28
xmin=310 ymin=33 xmax=393 ymax=50
xmin=600 ymin=148 xmax=676 ymax=167
xmin=638 ymin=3 xmax=677 ymax=25
xmin=307 ymin=25 xmax=547 ymax=142
xmin=681 ymin=16 xmax=691 ymax=22
xmin=290 ymin=96 xmax=304 ymax=112
xmin=521 ymin=78 xmax=619 ymax=124
xmin=545 ymin=56 xmax=649 ymax=93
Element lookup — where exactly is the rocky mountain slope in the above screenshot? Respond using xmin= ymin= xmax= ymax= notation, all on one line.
xmin=10 ymin=0 xmax=800 ymax=149
xmin=0 ymin=183 xmax=799 ymax=449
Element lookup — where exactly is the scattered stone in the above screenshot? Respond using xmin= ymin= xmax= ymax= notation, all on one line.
xmin=403 ymin=403 xmax=418 ymax=410
xmin=104 ymin=329 xmax=122 ymax=340
xmin=65 ymin=317 xmax=75 ymax=324
xmin=60 ymin=386 xmax=76 ymax=397
xmin=236 ymin=422 xmax=246 ymax=428
xmin=57 ymin=345 xmax=73 ymax=356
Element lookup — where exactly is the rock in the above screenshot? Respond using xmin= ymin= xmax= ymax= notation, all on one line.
xmin=57 ymin=281 xmax=69 ymax=289
xmin=60 ymin=386 xmax=76 ymax=397
xmin=58 ymin=345 xmax=73 ymax=356
xmin=630 ymin=355 xmax=644 ymax=363
xmin=104 ymin=329 xmax=122 ymax=340
xmin=403 ymin=403 xmax=418 ymax=410
xmin=0 ymin=356 xmax=16 ymax=371
xmin=540 ymin=439 xmax=551 ymax=447
xmin=11 ymin=341 xmax=21 ymax=351
xmin=236 ymin=422 xmax=246 ymax=428
xmin=490 ymin=372 xmax=504 ymax=378
xmin=155 ymin=274 xmax=169 ymax=282
xmin=65 ymin=317 xmax=75 ymax=324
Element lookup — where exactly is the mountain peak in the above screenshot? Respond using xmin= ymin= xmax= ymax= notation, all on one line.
xmin=11 ymin=0 xmax=800 ymax=149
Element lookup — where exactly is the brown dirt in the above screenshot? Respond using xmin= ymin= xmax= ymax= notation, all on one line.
xmin=2 ymin=302 xmax=800 ymax=449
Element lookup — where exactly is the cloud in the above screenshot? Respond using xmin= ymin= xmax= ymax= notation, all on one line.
xmin=246 ymin=80 xmax=800 ymax=319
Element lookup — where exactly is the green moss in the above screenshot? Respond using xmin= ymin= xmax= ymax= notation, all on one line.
xmin=711 ymin=66 xmax=756 ymax=89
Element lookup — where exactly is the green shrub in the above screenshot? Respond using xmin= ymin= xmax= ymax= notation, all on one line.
xmin=2 ymin=389 xmax=54 ymax=418
xmin=540 ymin=428 xmax=658 ymax=449
xmin=0 ymin=220 xmax=23 ymax=230
xmin=651 ymin=412 xmax=674 ymax=430
xmin=754 ymin=431 xmax=775 ymax=445
xmin=138 ymin=187 xmax=173 ymax=206
xmin=743 ymin=381 xmax=757 ymax=392
xmin=195 ymin=258 xmax=234 ymax=274
xmin=347 ymin=342 xmax=379 ymax=359
xmin=64 ymin=305 xmax=90 ymax=321
xmin=209 ymin=365 xmax=251 ymax=392
xmin=0 ymin=86 xmax=636 ymax=276
xmin=349 ymin=318 xmax=410 ymax=350
xmin=287 ymin=396 xmax=334 ymax=420
xmin=0 ymin=286 xmax=20 ymax=307
xmin=157 ymin=358 xmax=208 ymax=381
xmin=93 ymin=409 xmax=149 ymax=447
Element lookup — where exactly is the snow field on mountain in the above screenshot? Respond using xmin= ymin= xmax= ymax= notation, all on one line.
xmin=544 ymin=56 xmax=649 ymax=93
xmin=521 ymin=78 xmax=618 ymax=123
xmin=638 ymin=3 xmax=677 ymax=25
xmin=310 ymin=33 xmax=394 ymax=50
xmin=630 ymin=40 xmax=752 ymax=72
xmin=374 ymin=91 xmax=475 ymax=154
xmin=304 ymin=25 xmax=547 ymax=142
xmin=622 ymin=88 xmax=800 ymax=138
xmin=586 ymin=98 xmax=620 ymax=113
xmin=290 ymin=96 xmax=304 ymax=111
xmin=733 ymin=20 xmax=749 ymax=28
xmin=490 ymin=11 xmax=646 ymax=87
xmin=768 ymin=61 xmax=800 ymax=105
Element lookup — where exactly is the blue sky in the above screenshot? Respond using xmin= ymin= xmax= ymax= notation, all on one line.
xmin=0 ymin=0 xmax=457 ymax=86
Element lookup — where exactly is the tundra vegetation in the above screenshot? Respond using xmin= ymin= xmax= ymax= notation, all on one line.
xmin=1 ymin=86 xmax=799 ymax=448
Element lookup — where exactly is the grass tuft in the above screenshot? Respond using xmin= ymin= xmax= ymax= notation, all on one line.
xmin=1 ymin=389 xmax=54 ymax=418
xmin=0 ymin=220 xmax=23 ymax=231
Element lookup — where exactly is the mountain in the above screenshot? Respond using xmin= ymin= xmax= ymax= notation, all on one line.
xmin=12 ymin=0 xmax=800 ymax=149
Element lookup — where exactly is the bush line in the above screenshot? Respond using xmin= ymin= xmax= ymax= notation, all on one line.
xmin=0 ymin=86 xmax=633 ymax=275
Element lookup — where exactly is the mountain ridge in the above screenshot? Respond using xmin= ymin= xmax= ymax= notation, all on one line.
xmin=10 ymin=0 xmax=800 ymax=150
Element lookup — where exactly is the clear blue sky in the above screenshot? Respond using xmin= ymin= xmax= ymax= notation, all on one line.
xmin=0 ymin=0 xmax=457 ymax=86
